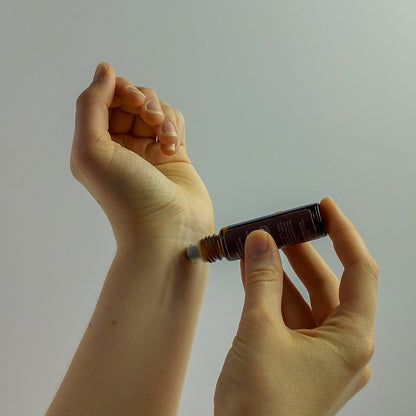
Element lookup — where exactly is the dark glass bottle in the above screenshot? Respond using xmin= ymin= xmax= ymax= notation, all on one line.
xmin=186 ymin=203 xmax=327 ymax=263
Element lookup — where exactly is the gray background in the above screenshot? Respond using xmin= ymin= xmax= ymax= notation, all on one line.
xmin=1 ymin=1 xmax=415 ymax=414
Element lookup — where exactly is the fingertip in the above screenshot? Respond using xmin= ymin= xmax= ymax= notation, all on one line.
xmin=244 ymin=230 xmax=282 ymax=273
xmin=319 ymin=196 xmax=346 ymax=234
xmin=126 ymin=84 xmax=146 ymax=102
xmin=80 ymin=62 xmax=116 ymax=110
xmin=161 ymin=119 xmax=177 ymax=135
xmin=92 ymin=62 xmax=113 ymax=83
xmin=319 ymin=196 xmax=337 ymax=216
xmin=245 ymin=230 xmax=270 ymax=259
xmin=160 ymin=142 xmax=179 ymax=155
xmin=93 ymin=62 xmax=107 ymax=82
xmin=321 ymin=197 xmax=373 ymax=270
xmin=144 ymin=100 xmax=165 ymax=118
xmin=111 ymin=78 xmax=146 ymax=110
xmin=320 ymin=196 xmax=335 ymax=207
xmin=75 ymin=62 xmax=115 ymax=133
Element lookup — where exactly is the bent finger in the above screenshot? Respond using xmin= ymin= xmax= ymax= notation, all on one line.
xmin=281 ymin=272 xmax=316 ymax=329
xmin=283 ymin=242 xmax=339 ymax=325
xmin=156 ymin=100 xmax=181 ymax=155
xmin=111 ymin=77 xmax=146 ymax=109
xmin=320 ymin=197 xmax=378 ymax=322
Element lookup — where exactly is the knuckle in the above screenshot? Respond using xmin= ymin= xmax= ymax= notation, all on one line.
xmin=328 ymin=310 xmax=375 ymax=374
xmin=69 ymin=157 xmax=79 ymax=178
xmin=158 ymin=100 xmax=169 ymax=112
xmin=159 ymin=99 xmax=170 ymax=109
xmin=75 ymin=89 xmax=94 ymax=109
xmin=350 ymin=256 xmax=379 ymax=280
xmin=173 ymin=107 xmax=184 ymax=121
xmin=355 ymin=333 xmax=375 ymax=365
xmin=336 ymin=329 xmax=375 ymax=373
xmin=138 ymin=86 xmax=157 ymax=98
xmin=367 ymin=258 xmax=379 ymax=278
xmin=358 ymin=365 xmax=371 ymax=389
xmin=359 ymin=254 xmax=378 ymax=272
xmin=240 ymin=307 xmax=277 ymax=342
xmin=173 ymin=108 xmax=185 ymax=131
xmin=116 ymin=76 xmax=129 ymax=84
xmin=69 ymin=148 xmax=88 ymax=181
xmin=245 ymin=267 xmax=278 ymax=286
xmin=252 ymin=308 xmax=276 ymax=330
xmin=352 ymin=366 xmax=372 ymax=395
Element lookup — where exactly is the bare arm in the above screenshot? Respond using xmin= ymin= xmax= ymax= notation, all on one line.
xmin=45 ymin=63 xmax=214 ymax=416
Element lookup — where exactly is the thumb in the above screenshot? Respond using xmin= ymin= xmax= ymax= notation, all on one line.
xmin=241 ymin=230 xmax=284 ymax=322
xmin=73 ymin=62 xmax=116 ymax=154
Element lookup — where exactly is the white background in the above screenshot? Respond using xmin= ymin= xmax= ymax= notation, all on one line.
xmin=1 ymin=1 xmax=415 ymax=414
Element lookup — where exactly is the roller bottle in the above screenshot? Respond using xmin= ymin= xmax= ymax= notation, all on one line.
xmin=186 ymin=203 xmax=327 ymax=263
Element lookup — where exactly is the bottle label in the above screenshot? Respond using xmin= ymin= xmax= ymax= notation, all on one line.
xmin=222 ymin=204 xmax=326 ymax=260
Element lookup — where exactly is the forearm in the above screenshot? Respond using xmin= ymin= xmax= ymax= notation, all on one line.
xmin=46 ymin=240 xmax=208 ymax=416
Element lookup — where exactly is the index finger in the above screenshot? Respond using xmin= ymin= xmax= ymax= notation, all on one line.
xmin=320 ymin=197 xmax=379 ymax=321
xmin=110 ymin=77 xmax=146 ymax=110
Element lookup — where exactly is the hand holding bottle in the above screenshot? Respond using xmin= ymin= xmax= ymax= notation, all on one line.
xmin=214 ymin=197 xmax=378 ymax=416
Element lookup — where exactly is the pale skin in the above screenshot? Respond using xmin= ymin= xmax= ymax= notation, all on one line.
xmin=46 ymin=62 xmax=214 ymax=416
xmin=215 ymin=198 xmax=379 ymax=416
xmin=46 ymin=62 xmax=378 ymax=416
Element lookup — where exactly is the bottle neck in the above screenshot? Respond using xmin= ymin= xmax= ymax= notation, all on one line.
xmin=199 ymin=233 xmax=226 ymax=263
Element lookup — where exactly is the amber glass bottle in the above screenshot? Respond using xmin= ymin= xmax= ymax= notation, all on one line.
xmin=186 ymin=203 xmax=327 ymax=263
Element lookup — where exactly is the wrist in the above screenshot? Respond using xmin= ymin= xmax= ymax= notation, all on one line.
xmin=111 ymin=229 xmax=210 ymax=307
xmin=107 ymin=187 xmax=214 ymax=254
xmin=114 ymin=230 xmax=206 ymax=269
xmin=113 ymin=217 xmax=214 ymax=262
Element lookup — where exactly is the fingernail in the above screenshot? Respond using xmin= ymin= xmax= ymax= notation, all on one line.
xmin=126 ymin=85 xmax=146 ymax=99
xmin=93 ymin=62 xmax=107 ymax=82
xmin=246 ymin=230 xmax=269 ymax=258
xmin=162 ymin=120 xmax=178 ymax=137
xmin=145 ymin=100 xmax=163 ymax=116
xmin=165 ymin=143 xmax=177 ymax=152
